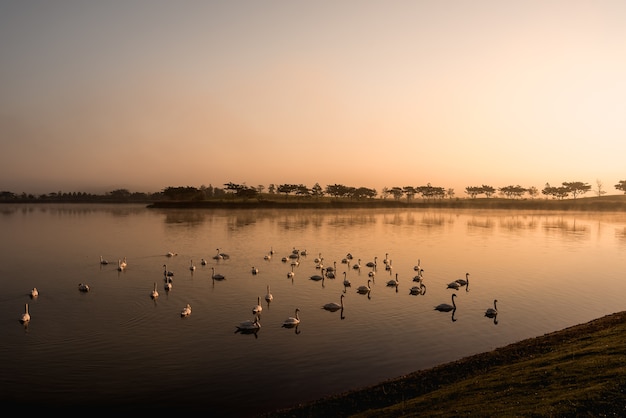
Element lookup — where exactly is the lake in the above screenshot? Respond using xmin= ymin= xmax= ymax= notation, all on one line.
xmin=1 ymin=203 xmax=625 ymax=416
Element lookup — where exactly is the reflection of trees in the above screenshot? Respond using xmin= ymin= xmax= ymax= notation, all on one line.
xmin=162 ymin=210 xmax=207 ymax=225
xmin=542 ymin=217 xmax=589 ymax=237
xmin=499 ymin=215 xmax=539 ymax=231
xmin=467 ymin=217 xmax=495 ymax=229
xmin=614 ymin=227 xmax=626 ymax=244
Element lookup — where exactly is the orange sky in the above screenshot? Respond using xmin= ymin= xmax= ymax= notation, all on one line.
xmin=1 ymin=1 xmax=625 ymax=196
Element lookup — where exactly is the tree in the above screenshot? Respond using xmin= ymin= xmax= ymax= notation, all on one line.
xmin=403 ymin=186 xmax=417 ymax=202
xmin=593 ymin=179 xmax=606 ymax=197
xmin=482 ymin=185 xmax=496 ymax=197
xmin=541 ymin=183 xmax=569 ymax=200
xmin=268 ymin=184 xmax=276 ymax=194
xmin=389 ymin=187 xmax=404 ymax=201
xmin=562 ymin=181 xmax=591 ymax=199
xmin=311 ymin=183 xmax=324 ymax=198
xmin=527 ymin=186 xmax=538 ymax=199
xmin=499 ymin=185 xmax=527 ymax=199
xmin=465 ymin=186 xmax=483 ymax=199
xmin=616 ymin=180 xmax=626 ymax=194
xmin=446 ymin=188 xmax=455 ymax=199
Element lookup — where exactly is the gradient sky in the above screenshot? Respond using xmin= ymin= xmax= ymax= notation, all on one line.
xmin=1 ymin=0 xmax=625 ymax=196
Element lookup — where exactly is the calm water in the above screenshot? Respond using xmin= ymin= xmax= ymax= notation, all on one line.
xmin=1 ymin=204 xmax=626 ymax=416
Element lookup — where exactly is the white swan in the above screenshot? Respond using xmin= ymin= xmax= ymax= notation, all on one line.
xmin=121 ymin=257 xmax=127 ymax=269
xmin=100 ymin=256 xmax=108 ymax=265
xmin=282 ymin=308 xmax=301 ymax=328
xmin=237 ymin=315 xmax=261 ymax=331
xmin=385 ymin=259 xmax=393 ymax=271
xmin=485 ymin=299 xmax=498 ymax=317
xmin=253 ymin=296 xmax=263 ymax=314
xmin=151 ymin=282 xmax=159 ymax=299
xmin=435 ymin=293 xmax=457 ymax=312
xmin=265 ymin=285 xmax=273 ymax=302
xmin=357 ymin=279 xmax=372 ymax=294
xmin=456 ymin=272 xmax=470 ymax=287
xmin=30 ymin=287 xmax=39 ymax=298
xmin=287 ymin=265 xmax=295 ymax=278
xmin=166 ymin=251 xmax=177 ymax=257
xmin=342 ymin=271 xmax=351 ymax=287
xmin=181 ymin=304 xmax=192 ymax=317
xmin=20 ymin=303 xmax=30 ymax=323
xmin=413 ymin=259 xmax=421 ymax=271
xmin=117 ymin=259 xmax=125 ymax=271
xmin=251 ymin=266 xmax=259 ymax=275
xmin=387 ymin=273 xmax=399 ymax=287
xmin=164 ymin=276 xmax=172 ymax=291
xmin=189 ymin=260 xmax=196 ymax=271
xmin=211 ymin=267 xmax=225 ymax=281
xmin=323 ymin=294 xmax=344 ymax=311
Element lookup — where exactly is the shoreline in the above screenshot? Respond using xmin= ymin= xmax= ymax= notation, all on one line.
xmin=263 ymin=310 xmax=626 ymax=417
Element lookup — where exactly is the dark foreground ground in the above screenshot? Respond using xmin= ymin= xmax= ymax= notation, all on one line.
xmin=263 ymin=311 xmax=626 ymax=417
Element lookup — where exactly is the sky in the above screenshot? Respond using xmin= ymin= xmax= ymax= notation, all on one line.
xmin=1 ymin=0 xmax=626 ymax=196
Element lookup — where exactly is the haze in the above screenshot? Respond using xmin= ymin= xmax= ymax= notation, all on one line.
xmin=1 ymin=1 xmax=625 ymax=195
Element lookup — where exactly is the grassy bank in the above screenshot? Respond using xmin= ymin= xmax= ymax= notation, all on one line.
xmin=264 ymin=311 xmax=626 ymax=417
xmin=148 ymin=195 xmax=626 ymax=211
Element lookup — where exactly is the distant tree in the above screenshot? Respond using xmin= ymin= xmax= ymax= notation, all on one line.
xmin=389 ymin=187 xmax=404 ymax=201
xmin=256 ymin=185 xmax=265 ymax=194
xmin=527 ymin=186 xmax=538 ymax=199
xmin=417 ymin=183 xmax=445 ymax=199
xmin=593 ymin=179 xmax=607 ymax=197
xmin=352 ymin=187 xmax=377 ymax=199
xmin=295 ymin=184 xmax=311 ymax=198
xmin=482 ymin=185 xmax=496 ymax=197
xmin=277 ymin=184 xmax=298 ymax=198
xmin=381 ymin=187 xmax=390 ymax=200
xmin=446 ymin=188 xmax=455 ymax=199
xmin=403 ymin=186 xmax=417 ymax=202
xmin=268 ymin=184 xmax=276 ymax=194
xmin=616 ymin=180 xmax=626 ymax=194
xmin=311 ymin=183 xmax=324 ymax=198
xmin=541 ymin=183 xmax=569 ymax=200
xmin=163 ymin=186 xmax=201 ymax=200
xmin=465 ymin=186 xmax=483 ymax=199
xmin=562 ymin=181 xmax=591 ymax=199
xmin=499 ymin=185 xmax=527 ymax=199
xmin=325 ymin=184 xmax=346 ymax=198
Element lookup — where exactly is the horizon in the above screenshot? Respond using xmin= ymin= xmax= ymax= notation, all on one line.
xmin=2 ymin=1 xmax=625 ymax=196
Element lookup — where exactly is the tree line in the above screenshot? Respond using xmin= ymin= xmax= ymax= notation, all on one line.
xmin=2 ymin=179 xmax=626 ymax=202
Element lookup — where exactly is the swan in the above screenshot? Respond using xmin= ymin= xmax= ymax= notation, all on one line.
xmin=287 ymin=265 xmax=295 ymax=278
xmin=456 ymin=272 xmax=470 ymax=287
xmin=366 ymin=257 xmax=377 ymax=268
xmin=180 ymin=304 xmax=192 ymax=317
xmin=413 ymin=269 xmax=424 ymax=282
xmin=383 ymin=253 xmax=390 ymax=265
xmin=30 ymin=287 xmax=39 ymax=298
xmin=326 ymin=268 xmax=336 ymax=279
xmin=211 ymin=267 xmax=225 ymax=281
xmin=121 ymin=257 xmax=127 ymax=269
xmin=213 ymin=248 xmax=224 ymax=260
xmin=357 ymin=279 xmax=371 ymax=294
xmin=201 ymin=258 xmax=207 ymax=266
xmin=435 ymin=293 xmax=457 ymax=312
xmin=20 ymin=303 xmax=30 ymax=323
xmin=166 ymin=251 xmax=177 ymax=257
xmin=290 ymin=256 xmax=300 ymax=267
xmin=237 ymin=315 xmax=261 ymax=331
xmin=326 ymin=261 xmax=336 ymax=273
xmin=413 ymin=259 xmax=421 ymax=271
xmin=368 ymin=270 xmax=376 ymax=278
xmin=282 ymin=308 xmax=300 ymax=328
xmin=409 ymin=283 xmax=426 ymax=295
xmin=342 ymin=271 xmax=351 ymax=287
xmin=265 ymin=285 xmax=273 ymax=302
xmin=485 ymin=299 xmax=498 ymax=318
xmin=117 ymin=259 xmax=125 ymax=271
xmin=313 ymin=253 xmax=322 ymax=264
xmin=300 ymin=249 xmax=308 ymax=256
xmin=385 ymin=259 xmax=393 ymax=271
xmin=189 ymin=260 xmax=196 ymax=271
xmin=251 ymin=266 xmax=259 ymax=275
xmin=78 ymin=283 xmax=90 ymax=292
xmin=310 ymin=268 xmax=325 ymax=281
xmin=163 ymin=264 xmax=174 ymax=276
xmin=387 ymin=273 xmax=399 ymax=287
xmin=164 ymin=277 xmax=172 ymax=291
xmin=100 ymin=256 xmax=108 ymax=265
xmin=447 ymin=280 xmax=460 ymax=290
xmin=253 ymin=296 xmax=263 ymax=314
xmin=151 ymin=282 xmax=159 ymax=299
xmin=264 ymin=253 xmax=272 ymax=260
xmin=352 ymin=258 xmax=361 ymax=270
xmin=323 ymin=294 xmax=344 ymax=311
